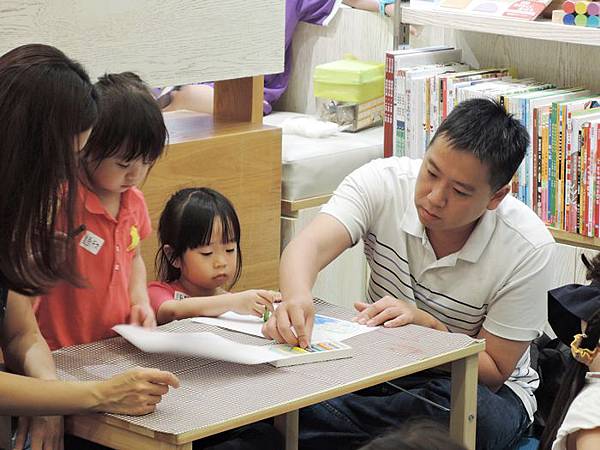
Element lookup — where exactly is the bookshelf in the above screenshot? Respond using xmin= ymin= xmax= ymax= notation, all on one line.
xmin=401 ymin=7 xmax=600 ymax=47
xmin=398 ymin=4 xmax=600 ymax=251
xmin=550 ymin=228 xmax=600 ymax=250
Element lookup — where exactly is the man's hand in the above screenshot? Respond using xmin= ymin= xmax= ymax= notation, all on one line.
xmin=262 ymin=297 xmax=315 ymax=348
xmin=14 ymin=416 xmax=63 ymax=450
xmin=129 ymin=304 xmax=157 ymax=328
xmin=353 ymin=296 xmax=447 ymax=331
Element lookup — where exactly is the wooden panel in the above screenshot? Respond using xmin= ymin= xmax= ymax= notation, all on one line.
xmin=214 ymin=76 xmax=264 ymax=124
xmin=141 ymin=121 xmax=282 ymax=291
xmin=66 ymin=416 xmax=192 ymax=450
xmin=281 ymin=194 xmax=331 ymax=215
xmin=278 ymin=6 xmax=393 ymax=114
xmin=0 ymin=0 xmax=284 ymax=87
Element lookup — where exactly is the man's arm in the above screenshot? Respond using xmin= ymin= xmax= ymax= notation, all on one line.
xmin=476 ymin=328 xmax=530 ymax=391
xmin=129 ymin=245 xmax=156 ymax=328
xmin=353 ymin=295 xmax=530 ymax=390
xmin=262 ymin=213 xmax=352 ymax=347
xmin=572 ymin=428 xmax=600 ymax=450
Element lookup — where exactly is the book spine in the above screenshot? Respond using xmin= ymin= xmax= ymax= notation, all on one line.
xmin=384 ymin=52 xmax=394 ymax=158
xmin=532 ymin=108 xmax=539 ymax=214
xmin=596 ymin=123 xmax=600 ymax=237
xmin=537 ymin=108 xmax=544 ymax=218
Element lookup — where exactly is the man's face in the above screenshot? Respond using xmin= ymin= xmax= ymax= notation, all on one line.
xmin=414 ymin=135 xmax=509 ymax=235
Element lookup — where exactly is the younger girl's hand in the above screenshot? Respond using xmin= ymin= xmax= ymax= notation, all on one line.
xmin=233 ymin=290 xmax=277 ymax=317
xmin=90 ymin=367 xmax=180 ymax=416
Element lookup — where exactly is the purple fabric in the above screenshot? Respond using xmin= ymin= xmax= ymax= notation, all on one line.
xmin=263 ymin=0 xmax=339 ymax=115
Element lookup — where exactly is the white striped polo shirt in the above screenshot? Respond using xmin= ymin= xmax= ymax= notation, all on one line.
xmin=321 ymin=156 xmax=555 ymax=420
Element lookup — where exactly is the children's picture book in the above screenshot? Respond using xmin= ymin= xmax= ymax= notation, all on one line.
xmin=192 ymin=311 xmax=377 ymax=342
xmin=112 ymin=325 xmax=353 ymax=367
xmin=436 ymin=0 xmax=553 ymax=21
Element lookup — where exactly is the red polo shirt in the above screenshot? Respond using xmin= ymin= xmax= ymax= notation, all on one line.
xmin=36 ymin=184 xmax=151 ymax=350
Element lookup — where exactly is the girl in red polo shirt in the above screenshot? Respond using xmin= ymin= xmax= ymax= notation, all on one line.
xmin=148 ymin=187 xmax=279 ymax=324
xmin=35 ymin=72 xmax=167 ymax=350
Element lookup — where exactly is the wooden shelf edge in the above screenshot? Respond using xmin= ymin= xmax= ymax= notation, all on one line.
xmin=281 ymin=194 xmax=332 ymax=215
xmin=549 ymin=228 xmax=600 ymax=250
xmin=401 ymin=6 xmax=600 ymax=47
xmin=163 ymin=111 xmax=280 ymax=145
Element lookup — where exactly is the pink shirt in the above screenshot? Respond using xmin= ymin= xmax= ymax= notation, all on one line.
xmin=148 ymin=280 xmax=190 ymax=313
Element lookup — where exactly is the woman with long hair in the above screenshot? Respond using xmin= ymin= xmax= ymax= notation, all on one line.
xmin=0 ymin=44 xmax=178 ymax=449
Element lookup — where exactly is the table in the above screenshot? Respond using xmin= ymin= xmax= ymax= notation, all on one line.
xmin=55 ymin=300 xmax=484 ymax=450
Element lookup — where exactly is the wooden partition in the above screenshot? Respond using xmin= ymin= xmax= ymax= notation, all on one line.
xmin=0 ymin=2 xmax=286 ymax=291
xmin=141 ymin=77 xmax=282 ymax=291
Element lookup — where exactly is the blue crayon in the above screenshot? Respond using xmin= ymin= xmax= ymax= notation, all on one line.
xmin=563 ymin=13 xmax=576 ymax=24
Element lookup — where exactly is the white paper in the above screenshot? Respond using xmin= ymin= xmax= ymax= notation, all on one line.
xmin=112 ymin=325 xmax=279 ymax=365
xmin=191 ymin=312 xmax=377 ymax=342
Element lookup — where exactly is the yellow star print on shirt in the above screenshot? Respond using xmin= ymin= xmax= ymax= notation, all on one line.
xmin=127 ymin=225 xmax=140 ymax=252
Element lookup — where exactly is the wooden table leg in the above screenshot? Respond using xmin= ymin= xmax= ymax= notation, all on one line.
xmin=450 ymin=354 xmax=478 ymax=450
xmin=274 ymin=410 xmax=299 ymax=450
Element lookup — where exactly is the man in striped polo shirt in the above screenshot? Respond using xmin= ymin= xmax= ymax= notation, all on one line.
xmin=264 ymin=98 xmax=555 ymax=450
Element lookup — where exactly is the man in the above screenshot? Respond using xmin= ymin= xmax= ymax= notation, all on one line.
xmin=263 ymin=98 xmax=555 ymax=449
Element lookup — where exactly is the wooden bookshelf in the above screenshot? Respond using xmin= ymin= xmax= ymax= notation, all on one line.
xmin=401 ymin=6 xmax=600 ymax=47
xmin=549 ymin=228 xmax=600 ymax=251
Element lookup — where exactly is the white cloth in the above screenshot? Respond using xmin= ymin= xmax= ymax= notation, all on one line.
xmin=553 ymin=374 xmax=600 ymax=450
xmin=321 ymin=156 xmax=556 ymax=420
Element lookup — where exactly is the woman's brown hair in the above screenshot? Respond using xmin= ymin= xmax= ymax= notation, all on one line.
xmin=0 ymin=44 xmax=97 ymax=295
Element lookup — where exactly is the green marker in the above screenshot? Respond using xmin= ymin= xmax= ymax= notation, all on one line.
xmin=262 ymin=306 xmax=271 ymax=322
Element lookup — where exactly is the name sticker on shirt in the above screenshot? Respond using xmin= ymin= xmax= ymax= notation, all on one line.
xmin=173 ymin=291 xmax=189 ymax=301
xmin=79 ymin=230 xmax=105 ymax=255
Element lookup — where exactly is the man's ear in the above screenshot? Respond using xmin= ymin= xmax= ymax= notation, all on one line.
xmin=163 ymin=244 xmax=180 ymax=268
xmin=487 ymin=184 xmax=510 ymax=210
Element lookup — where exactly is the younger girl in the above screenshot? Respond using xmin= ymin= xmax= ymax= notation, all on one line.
xmin=36 ymin=71 xmax=167 ymax=350
xmin=149 ymin=187 xmax=278 ymax=324
xmin=540 ymin=253 xmax=600 ymax=450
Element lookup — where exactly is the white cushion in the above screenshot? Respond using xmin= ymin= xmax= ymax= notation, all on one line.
xmin=264 ymin=112 xmax=383 ymax=201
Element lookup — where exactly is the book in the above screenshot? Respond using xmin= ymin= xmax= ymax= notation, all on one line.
xmin=268 ymin=341 xmax=353 ymax=367
xmin=383 ymin=47 xmax=462 ymax=157
xmin=436 ymin=0 xmax=553 ymax=21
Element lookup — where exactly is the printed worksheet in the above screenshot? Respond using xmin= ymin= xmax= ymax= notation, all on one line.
xmin=192 ymin=312 xmax=378 ymax=341
xmin=113 ymin=325 xmax=278 ymax=364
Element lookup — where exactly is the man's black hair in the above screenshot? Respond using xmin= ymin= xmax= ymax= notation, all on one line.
xmin=430 ymin=98 xmax=529 ymax=191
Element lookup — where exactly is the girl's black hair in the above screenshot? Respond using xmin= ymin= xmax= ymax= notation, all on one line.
xmin=0 ymin=44 xmax=98 ymax=295
xmin=539 ymin=252 xmax=600 ymax=450
xmin=81 ymin=72 xmax=167 ymax=168
xmin=155 ymin=187 xmax=242 ymax=286
xmin=359 ymin=419 xmax=466 ymax=450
